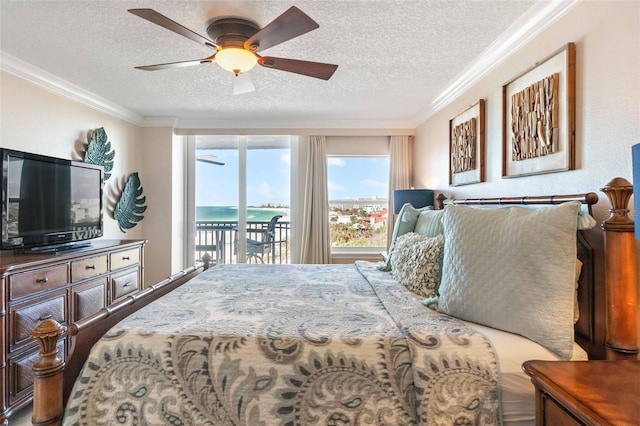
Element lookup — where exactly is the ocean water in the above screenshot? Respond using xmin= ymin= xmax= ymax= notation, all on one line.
xmin=196 ymin=206 xmax=289 ymax=222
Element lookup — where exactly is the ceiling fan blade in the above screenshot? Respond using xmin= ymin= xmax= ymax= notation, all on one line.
xmin=128 ymin=8 xmax=219 ymax=50
xmin=244 ymin=6 xmax=319 ymax=52
xmin=197 ymin=156 xmax=225 ymax=166
xmin=135 ymin=57 xmax=214 ymax=71
xmin=233 ymin=73 xmax=255 ymax=95
xmin=258 ymin=57 xmax=338 ymax=80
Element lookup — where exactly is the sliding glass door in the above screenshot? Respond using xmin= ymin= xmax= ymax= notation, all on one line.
xmin=192 ymin=135 xmax=291 ymax=265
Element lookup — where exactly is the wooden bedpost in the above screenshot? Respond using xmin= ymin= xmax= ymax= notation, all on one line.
xmin=601 ymin=177 xmax=639 ymax=360
xmin=30 ymin=319 xmax=66 ymax=426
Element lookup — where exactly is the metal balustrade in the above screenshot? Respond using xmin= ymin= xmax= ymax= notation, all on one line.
xmin=195 ymin=220 xmax=291 ymax=265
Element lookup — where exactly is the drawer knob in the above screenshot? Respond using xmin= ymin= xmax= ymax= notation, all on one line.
xmin=122 ymin=282 xmax=132 ymax=288
xmin=122 ymin=256 xmax=131 ymax=260
xmin=36 ymin=277 xmax=49 ymax=283
xmin=39 ymin=313 xmax=52 ymax=321
xmin=86 ymin=265 xmax=96 ymax=270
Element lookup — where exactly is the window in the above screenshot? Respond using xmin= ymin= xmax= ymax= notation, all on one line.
xmin=192 ymin=135 xmax=291 ymax=264
xmin=327 ymin=155 xmax=390 ymax=248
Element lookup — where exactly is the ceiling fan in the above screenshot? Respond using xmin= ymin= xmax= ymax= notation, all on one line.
xmin=196 ymin=155 xmax=225 ymax=166
xmin=128 ymin=6 xmax=338 ymax=93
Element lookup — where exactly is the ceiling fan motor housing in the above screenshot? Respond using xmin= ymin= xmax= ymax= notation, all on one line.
xmin=206 ymin=18 xmax=260 ymax=49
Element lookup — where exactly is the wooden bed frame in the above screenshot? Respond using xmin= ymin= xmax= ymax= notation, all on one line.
xmin=27 ymin=178 xmax=638 ymax=425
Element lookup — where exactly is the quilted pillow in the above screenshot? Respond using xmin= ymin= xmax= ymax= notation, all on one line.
xmin=377 ymin=203 xmax=432 ymax=271
xmin=437 ymin=202 xmax=580 ymax=360
xmin=390 ymin=233 xmax=444 ymax=298
xmin=414 ymin=209 xmax=444 ymax=237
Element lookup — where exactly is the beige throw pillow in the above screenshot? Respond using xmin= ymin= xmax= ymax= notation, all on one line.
xmin=391 ymin=233 xmax=444 ymax=298
xmin=377 ymin=203 xmax=433 ymax=271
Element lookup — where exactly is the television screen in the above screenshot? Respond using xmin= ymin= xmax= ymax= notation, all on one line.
xmin=1 ymin=149 xmax=103 ymax=251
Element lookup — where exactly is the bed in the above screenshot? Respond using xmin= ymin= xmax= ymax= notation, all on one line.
xmin=29 ymin=178 xmax=638 ymax=425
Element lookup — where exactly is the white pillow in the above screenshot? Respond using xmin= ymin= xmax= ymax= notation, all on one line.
xmin=437 ymin=202 xmax=580 ymax=360
xmin=391 ymin=233 xmax=444 ymax=298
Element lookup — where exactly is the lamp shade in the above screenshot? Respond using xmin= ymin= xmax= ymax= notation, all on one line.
xmin=393 ymin=189 xmax=435 ymax=214
xmin=215 ymin=47 xmax=258 ymax=75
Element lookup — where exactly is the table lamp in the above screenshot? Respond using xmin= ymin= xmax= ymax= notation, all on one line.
xmin=393 ymin=189 xmax=434 ymax=214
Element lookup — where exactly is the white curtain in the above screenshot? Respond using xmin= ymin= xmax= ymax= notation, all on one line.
xmin=299 ymin=136 xmax=332 ymax=264
xmin=386 ymin=135 xmax=413 ymax=247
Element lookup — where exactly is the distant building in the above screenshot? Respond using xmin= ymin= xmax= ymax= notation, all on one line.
xmin=328 ymin=197 xmax=388 ymax=213
xmin=363 ymin=208 xmax=388 ymax=229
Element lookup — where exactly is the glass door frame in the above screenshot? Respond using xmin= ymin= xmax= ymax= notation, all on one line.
xmin=186 ymin=135 xmax=294 ymax=266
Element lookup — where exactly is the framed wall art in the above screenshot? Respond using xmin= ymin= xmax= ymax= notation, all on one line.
xmin=449 ymin=99 xmax=485 ymax=186
xmin=502 ymin=42 xmax=575 ymax=178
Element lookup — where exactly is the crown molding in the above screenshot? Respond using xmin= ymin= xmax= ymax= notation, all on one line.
xmin=139 ymin=116 xmax=180 ymax=128
xmin=411 ymin=0 xmax=582 ymax=126
xmin=138 ymin=117 xmax=414 ymax=131
xmin=171 ymin=118 xmax=415 ymax=131
xmin=176 ymin=127 xmax=415 ymax=136
xmin=0 ymin=51 xmax=145 ymax=125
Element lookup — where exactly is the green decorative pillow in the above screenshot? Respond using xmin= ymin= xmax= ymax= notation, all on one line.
xmin=437 ymin=202 xmax=581 ymax=360
xmin=414 ymin=210 xmax=444 ymax=237
xmin=391 ymin=233 xmax=444 ymax=298
xmin=377 ymin=203 xmax=432 ymax=271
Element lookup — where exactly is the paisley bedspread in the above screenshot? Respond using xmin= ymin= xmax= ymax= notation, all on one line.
xmin=63 ymin=262 xmax=500 ymax=425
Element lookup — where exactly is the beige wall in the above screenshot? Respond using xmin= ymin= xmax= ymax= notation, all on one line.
xmin=0 ymin=72 xmax=191 ymax=286
xmin=138 ymin=127 xmax=183 ymax=286
xmin=0 ymin=71 xmax=144 ymax=241
xmin=413 ymin=0 xmax=640 ymax=226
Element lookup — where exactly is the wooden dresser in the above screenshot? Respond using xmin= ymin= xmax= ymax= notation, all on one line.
xmin=0 ymin=239 xmax=145 ymax=424
xmin=523 ymin=360 xmax=640 ymax=425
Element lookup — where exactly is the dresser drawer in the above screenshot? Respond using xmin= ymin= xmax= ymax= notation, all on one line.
xmin=9 ymin=264 xmax=69 ymax=300
xmin=71 ymin=254 xmax=108 ymax=281
xmin=11 ymin=292 xmax=67 ymax=349
xmin=110 ymin=248 xmax=140 ymax=271
xmin=71 ymin=278 xmax=107 ymax=321
xmin=111 ymin=270 xmax=139 ymax=302
xmin=8 ymin=338 xmax=66 ymax=404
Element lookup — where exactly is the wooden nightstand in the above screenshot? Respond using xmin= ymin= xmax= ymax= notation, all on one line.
xmin=523 ymin=360 xmax=640 ymax=425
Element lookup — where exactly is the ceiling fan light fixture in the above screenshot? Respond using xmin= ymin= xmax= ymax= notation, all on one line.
xmin=216 ymin=48 xmax=257 ymax=76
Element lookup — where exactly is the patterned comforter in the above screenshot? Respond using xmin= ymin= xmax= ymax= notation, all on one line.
xmin=63 ymin=262 xmax=500 ymax=425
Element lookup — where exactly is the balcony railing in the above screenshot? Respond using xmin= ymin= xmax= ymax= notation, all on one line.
xmin=195 ymin=220 xmax=290 ymax=265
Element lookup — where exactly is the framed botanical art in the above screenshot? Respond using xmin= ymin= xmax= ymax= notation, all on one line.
xmin=502 ymin=42 xmax=575 ymax=178
xmin=449 ymin=99 xmax=485 ymax=186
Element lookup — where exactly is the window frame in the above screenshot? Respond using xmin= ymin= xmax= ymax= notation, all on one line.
xmin=186 ymin=135 xmax=293 ymax=265
xmin=326 ymin=150 xmax=390 ymax=253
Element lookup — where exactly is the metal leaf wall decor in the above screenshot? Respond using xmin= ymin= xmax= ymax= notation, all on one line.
xmin=114 ymin=172 xmax=147 ymax=232
xmin=84 ymin=127 xmax=115 ymax=181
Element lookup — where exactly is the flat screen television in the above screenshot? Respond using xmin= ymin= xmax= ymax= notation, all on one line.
xmin=1 ymin=149 xmax=104 ymax=252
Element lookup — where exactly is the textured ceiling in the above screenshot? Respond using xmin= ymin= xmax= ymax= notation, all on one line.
xmin=0 ymin=0 xmax=539 ymax=127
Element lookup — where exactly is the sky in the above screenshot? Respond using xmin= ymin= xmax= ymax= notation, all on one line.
xmin=196 ymin=147 xmax=389 ymax=207
xmin=326 ymin=156 xmax=389 ymax=201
